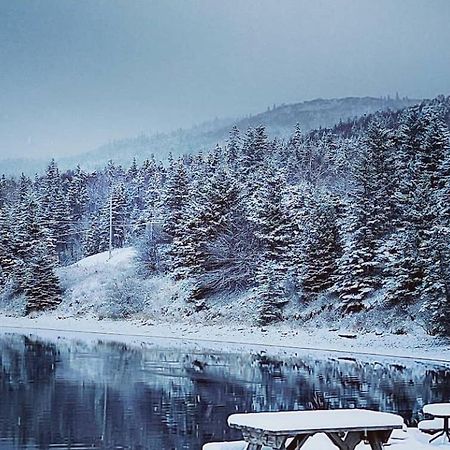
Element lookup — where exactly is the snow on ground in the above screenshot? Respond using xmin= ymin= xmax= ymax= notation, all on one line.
xmin=1 ymin=247 xmax=449 ymax=362
xmin=203 ymin=428 xmax=450 ymax=450
xmin=1 ymin=313 xmax=449 ymax=363
xmin=56 ymin=247 xmax=187 ymax=320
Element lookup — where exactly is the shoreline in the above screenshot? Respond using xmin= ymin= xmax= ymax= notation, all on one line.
xmin=1 ymin=314 xmax=449 ymax=364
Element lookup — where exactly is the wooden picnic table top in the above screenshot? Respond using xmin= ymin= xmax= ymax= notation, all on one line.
xmin=228 ymin=409 xmax=404 ymax=436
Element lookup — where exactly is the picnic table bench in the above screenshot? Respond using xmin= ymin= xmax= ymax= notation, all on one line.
xmin=227 ymin=409 xmax=404 ymax=450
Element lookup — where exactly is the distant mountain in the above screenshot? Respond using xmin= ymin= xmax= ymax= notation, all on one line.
xmin=0 ymin=96 xmax=420 ymax=175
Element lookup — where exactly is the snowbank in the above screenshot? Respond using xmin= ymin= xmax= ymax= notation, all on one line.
xmin=0 ymin=313 xmax=449 ymax=363
xmin=1 ymin=247 xmax=449 ymax=362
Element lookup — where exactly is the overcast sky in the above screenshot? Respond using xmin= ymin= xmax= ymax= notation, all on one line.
xmin=1 ymin=0 xmax=450 ymax=159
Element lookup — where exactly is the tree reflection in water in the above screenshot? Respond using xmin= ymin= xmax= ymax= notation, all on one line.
xmin=0 ymin=332 xmax=449 ymax=449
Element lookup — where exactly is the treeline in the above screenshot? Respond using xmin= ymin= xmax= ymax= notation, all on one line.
xmin=0 ymin=97 xmax=449 ymax=334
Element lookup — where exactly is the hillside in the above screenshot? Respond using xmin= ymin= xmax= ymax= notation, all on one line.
xmin=0 ymin=96 xmax=419 ymax=175
xmin=3 ymin=246 xmax=448 ymax=363
xmin=62 ymin=96 xmax=419 ymax=170
xmin=2 ymin=95 xmax=450 ymax=339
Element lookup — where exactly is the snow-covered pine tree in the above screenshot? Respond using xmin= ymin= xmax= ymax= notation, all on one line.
xmin=334 ymin=197 xmax=378 ymax=313
xmin=283 ymin=123 xmax=304 ymax=182
xmin=184 ymin=168 xmax=246 ymax=302
xmin=105 ymin=160 xmax=125 ymax=184
xmin=39 ymin=160 xmax=71 ymax=262
xmin=0 ymin=207 xmax=15 ymax=286
xmin=83 ymin=214 xmax=103 ymax=256
xmin=66 ymin=165 xmax=89 ymax=222
xmin=65 ymin=165 xmax=90 ymax=261
xmin=419 ymin=111 xmax=450 ymax=334
xmin=126 ymin=158 xmax=146 ymax=226
xmin=16 ymin=173 xmax=31 ymax=204
xmin=384 ymin=108 xmax=426 ymax=304
xmin=283 ymin=184 xmax=309 ymax=290
xmin=336 ymin=120 xmax=396 ymax=311
xmin=239 ymin=126 xmax=269 ymax=179
xmin=225 ymin=126 xmax=241 ymax=171
xmin=249 ymin=165 xmax=291 ymax=324
xmin=24 ymin=235 xmax=62 ymax=314
xmin=162 ymin=159 xmax=191 ymax=277
xmin=12 ymin=192 xmax=61 ymax=313
xmin=0 ymin=175 xmax=7 ymax=209
xmin=362 ymin=121 xmax=396 ymax=234
xmin=301 ymin=190 xmax=341 ymax=299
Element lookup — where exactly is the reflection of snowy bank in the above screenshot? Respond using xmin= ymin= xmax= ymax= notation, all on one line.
xmin=1 ymin=313 xmax=450 ymax=363
xmin=0 ymin=331 xmax=449 ymax=449
xmin=0 ymin=330 xmax=449 ymax=426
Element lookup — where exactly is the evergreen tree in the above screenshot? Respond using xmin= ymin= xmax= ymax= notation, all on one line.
xmin=24 ymin=237 xmax=62 ymax=314
xmin=182 ymin=168 xmax=245 ymax=301
xmin=225 ymin=126 xmax=241 ymax=170
xmin=163 ymin=159 xmax=191 ymax=276
xmin=12 ymin=192 xmax=61 ymax=312
xmin=0 ymin=207 xmax=15 ymax=285
xmin=39 ymin=160 xmax=71 ymax=261
xmin=301 ymin=191 xmax=341 ymax=298
xmin=83 ymin=214 xmax=103 ymax=256
xmin=66 ymin=165 xmax=89 ymax=222
xmin=384 ymin=108 xmax=426 ymax=304
xmin=240 ymin=126 xmax=269 ymax=178
xmin=334 ymin=122 xmax=394 ymax=311
xmin=420 ymin=112 xmax=450 ymax=334
xmin=249 ymin=166 xmax=291 ymax=324
xmin=335 ymin=199 xmax=378 ymax=313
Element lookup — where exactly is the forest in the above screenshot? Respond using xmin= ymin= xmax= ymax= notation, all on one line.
xmin=0 ymin=96 xmax=449 ymax=335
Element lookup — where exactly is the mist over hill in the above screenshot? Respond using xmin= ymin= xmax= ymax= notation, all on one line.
xmin=1 ymin=96 xmax=419 ymax=175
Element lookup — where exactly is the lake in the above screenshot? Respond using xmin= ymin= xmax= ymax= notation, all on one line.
xmin=0 ymin=331 xmax=449 ymax=449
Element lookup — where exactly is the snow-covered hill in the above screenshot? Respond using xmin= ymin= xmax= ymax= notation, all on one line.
xmin=0 ymin=96 xmax=420 ymax=175
xmin=31 ymin=246 xmax=435 ymax=357
xmin=52 ymin=246 xmax=427 ymax=334
xmin=56 ymin=247 xmax=186 ymax=320
xmin=60 ymin=96 xmax=420 ymax=170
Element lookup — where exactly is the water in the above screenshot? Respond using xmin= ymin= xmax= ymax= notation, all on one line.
xmin=0 ymin=331 xmax=449 ymax=450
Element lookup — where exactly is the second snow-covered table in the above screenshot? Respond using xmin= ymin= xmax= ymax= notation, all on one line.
xmin=423 ymin=403 xmax=450 ymax=442
xmin=228 ymin=409 xmax=404 ymax=450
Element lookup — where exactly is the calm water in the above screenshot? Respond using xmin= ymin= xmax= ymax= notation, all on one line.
xmin=0 ymin=332 xmax=449 ymax=450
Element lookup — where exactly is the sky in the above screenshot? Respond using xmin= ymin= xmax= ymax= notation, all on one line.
xmin=1 ymin=0 xmax=450 ymax=159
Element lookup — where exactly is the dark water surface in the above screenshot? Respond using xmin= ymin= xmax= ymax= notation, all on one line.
xmin=0 ymin=331 xmax=449 ymax=449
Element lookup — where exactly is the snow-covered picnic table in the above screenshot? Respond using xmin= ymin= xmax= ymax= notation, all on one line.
xmin=422 ymin=403 xmax=450 ymax=442
xmin=227 ymin=409 xmax=404 ymax=450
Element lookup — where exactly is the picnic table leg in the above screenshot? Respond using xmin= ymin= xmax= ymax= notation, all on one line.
xmin=246 ymin=444 xmax=262 ymax=450
xmin=444 ymin=417 xmax=450 ymax=442
xmin=326 ymin=431 xmax=362 ymax=450
xmin=285 ymin=434 xmax=310 ymax=450
xmin=366 ymin=431 xmax=389 ymax=450
xmin=429 ymin=417 xmax=450 ymax=443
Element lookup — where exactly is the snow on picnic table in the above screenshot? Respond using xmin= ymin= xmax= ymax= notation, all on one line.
xmin=423 ymin=404 xmax=450 ymax=417
xmin=228 ymin=409 xmax=404 ymax=433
